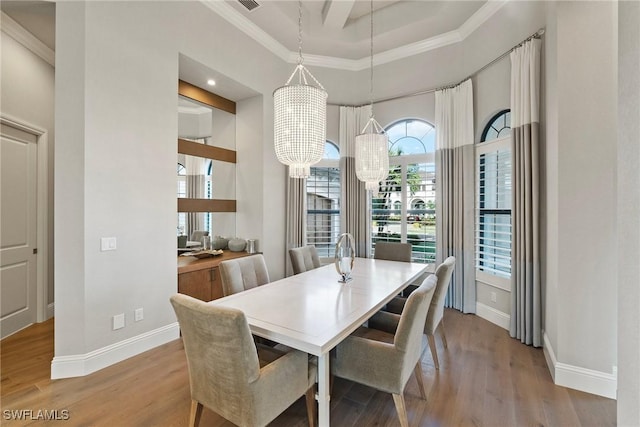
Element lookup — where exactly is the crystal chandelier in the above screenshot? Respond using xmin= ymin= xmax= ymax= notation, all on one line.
xmin=274 ymin=0 xmax=327 ymax=179
xmin=355 ymin=0 xmax=389 ymax=191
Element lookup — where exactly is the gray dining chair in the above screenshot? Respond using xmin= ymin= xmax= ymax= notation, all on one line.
xmin=373 ymin=241 xmax=412 ymax=262
xmin=331 ymin=275 xmax=437 ymax=427
xmin=289 ymin=245 xmax=322 ymax=275
xmin=374 ymin=256 xmax=456 ymax=370
xmin=170 ymin=294 xmax=316 ymax=427
xmin=374 ymin=242 xmax=420 ymax=313
xmin=219 ymin=254 xmax=270 ymax=296
xmin=189 ymin=230 xmax=209 ymax=243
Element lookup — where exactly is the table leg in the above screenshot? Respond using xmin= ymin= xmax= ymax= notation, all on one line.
xmin=317 ymin=353 xmax=330 ymax=426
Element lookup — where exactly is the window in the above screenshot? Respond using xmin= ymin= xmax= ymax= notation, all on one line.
xmin=177 ymin=159 xmax=213 ymax=237
xmin=481 ymin=110 xmax=511 ymax=142
xmin=177 ymin=163 xmax=186 ymax=235
xmin=371 ymin=119 xmax=436 ymax=264
xmin=307 ymin=141 xmax=341 ymax=258
xmin=476 ymin=111 xmax=512 ymax=286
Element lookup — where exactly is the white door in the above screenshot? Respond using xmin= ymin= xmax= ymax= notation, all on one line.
xmin=1 ymin=123 xmax=38 ymax=339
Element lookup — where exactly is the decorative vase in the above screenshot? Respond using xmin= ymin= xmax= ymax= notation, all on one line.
xmin=334 ymin=233 xmax=355 ymax=283
xmin=228 ymin=238 xmax=247 ymax=252
xmin=212 ymin=236 xmax=229 ymax=250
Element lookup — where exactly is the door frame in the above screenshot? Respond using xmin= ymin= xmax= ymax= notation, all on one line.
xmin=1 ymin=113 xmax=50 ymax=323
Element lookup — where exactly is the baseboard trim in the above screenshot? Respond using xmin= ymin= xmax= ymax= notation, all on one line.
xmin=51 ymin=322 xmax=180 ymax=379
xmin=476 ymin=302 xmax=510 ymax=330
xmin=543 ymin=331 xmax=617 ymax=399
xmin=46 ymin=303 xmax=54 ymax=319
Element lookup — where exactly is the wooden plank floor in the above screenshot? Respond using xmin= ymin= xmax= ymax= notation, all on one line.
xmin=1 ymin=310 xmax=616 ymax=426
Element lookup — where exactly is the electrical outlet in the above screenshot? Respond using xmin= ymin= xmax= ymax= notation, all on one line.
xmin=134 ymin=308 xmax=144 ymax=322
xmin=490 ymin=291 xmax=497 ymax=303
xmin=113 ymin=313 xmax=125 ymax=330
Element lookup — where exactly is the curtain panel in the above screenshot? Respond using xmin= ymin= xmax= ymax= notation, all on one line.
xmin=339 ymin=105 xmax=372 ymax=258
xmin=285 ymin=170 xmax=307 ymax=276
xmin=435 ymin=79 xmax=476 ymax=313
xmin=510 ymin=38 xmax=542 ymax=347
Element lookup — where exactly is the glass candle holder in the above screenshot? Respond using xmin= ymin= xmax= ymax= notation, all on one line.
xmin=334 ymin=233 xmax=355 ymax=283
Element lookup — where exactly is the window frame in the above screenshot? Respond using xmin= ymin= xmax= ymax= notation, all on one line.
xmin=475 ymin=135 xmax=512 ymax=291
xmin=369 ymin=118 xmax=436 ymax=264
xmin=306 ymin=141 xmax=341 ymax=260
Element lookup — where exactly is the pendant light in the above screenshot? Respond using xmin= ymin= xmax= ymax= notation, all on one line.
xmin=355 ymin=0 xmax=389 ymax=191
xmin=273 ymin=0 xmax=328 ymax=179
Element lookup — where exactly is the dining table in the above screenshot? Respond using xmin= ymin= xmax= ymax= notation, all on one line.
xmin=211 ymin=257 xmax=433 ymax=426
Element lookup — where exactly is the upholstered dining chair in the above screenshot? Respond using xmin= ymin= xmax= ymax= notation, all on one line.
xmin=219 ymin=254 xmax=270 ymax=297
xmin=170 ymin=294 xmax=317 ymax=427
xmin=289 ymin=245 xmax=322 ymax=275
xmin=377 ymin=256 xmax=456 ymax=370
xmin=331 ymin=275 xmax=437 ymax=427
xmin=373 ymin=241 xmax=412 ymax=262
xmin=189 ymin=230 xmax=209 ymax=243
xmin=374 ymin=242 xmax=422 ymax=313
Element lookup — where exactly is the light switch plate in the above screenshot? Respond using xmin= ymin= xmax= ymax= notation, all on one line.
xmin=101 ymin=237 xmax=117 ymax=251
xmin=113 ymin=313 xmax=125 ymax=330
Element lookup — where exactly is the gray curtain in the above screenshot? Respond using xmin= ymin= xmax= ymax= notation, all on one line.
xmin=339 ymin=106 xmax=372 ymax=258
xmin=285 ymin=169 xmax=307 ymax=276
xmin=435 ymin=79 xmax=476 ymax=313
xmin=509 ymin=38 xmax=542 ymax=347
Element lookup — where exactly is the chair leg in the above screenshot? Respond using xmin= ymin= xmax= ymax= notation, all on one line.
xmin=440 ymin=319 xmax=448 ymax=349
xmin=305 ymin=386 xmax=316 ymax=427
xmin=189 ymin=400 xmax=203 ymax=427
xmin=392 ymin=393 xmax=409 ymax=427
xmin=427 ymin=333 xmax=440 ymax=370
xmin=413 ymin=362 xmax=427 ymax=400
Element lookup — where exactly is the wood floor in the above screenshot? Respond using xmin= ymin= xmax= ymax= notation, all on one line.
xmin=1 ymin=310 xmax=616 ymax=426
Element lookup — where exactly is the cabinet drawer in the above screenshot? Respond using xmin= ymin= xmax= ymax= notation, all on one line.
xmin=178 ymin=269 xmax=212 ymax=301
xmin=210 ymin=267 xmax=223 ymax=300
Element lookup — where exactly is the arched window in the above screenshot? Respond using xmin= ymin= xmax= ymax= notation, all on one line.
xmin=481 ymin=110 xmax=511 ymax=142
xmin=307 ymin=140 xmax=341 ymax=258
xmin=371 ymin=118 xmax=436 ymax=264
xmin=387 ymin=119 xmax=435 ymax=155
xmin=476 ymin=110 xmax=512 ymax=286
xmin=323 ymin=141 xmax=340 ymax=160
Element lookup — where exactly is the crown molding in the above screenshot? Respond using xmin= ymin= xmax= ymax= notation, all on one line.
xmin=201 ymin=0 xmax=290 ymax=62
xmin=458 ymin=0 xmax=509 ymax=39
xmin=201 ymin=0 xmax=508 ymax=71
xmin=1 ymin=11 xmax=55 ymax=67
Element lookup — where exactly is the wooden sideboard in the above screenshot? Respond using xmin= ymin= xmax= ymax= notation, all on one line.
xmin=177 ymin=251 xmax=257 ymax=302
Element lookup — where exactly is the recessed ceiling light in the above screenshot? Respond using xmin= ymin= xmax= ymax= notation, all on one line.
xmin=207 ymin=79 xmax=216 ymax=86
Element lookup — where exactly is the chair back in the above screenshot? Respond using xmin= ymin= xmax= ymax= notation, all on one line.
xmin=219 ymin=254 xmax=270 ymax=296
xmin=289 ymin=246 xmax=321 ymax=275
xmin=424 ymin=256 xmax=456 ymax=334
xmin=393 ymin=275 xmax=437 ymax=383
xmin=373 ymin=242 xmax=412 ymax=262
xmin=190 ymin=230 xmax=209 ymax=242
xmin=170 ymin=294 xmax=261 ymax=422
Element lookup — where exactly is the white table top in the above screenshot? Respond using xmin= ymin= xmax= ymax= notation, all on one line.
xmin=211 ymin=257 xmax=431 ymax=356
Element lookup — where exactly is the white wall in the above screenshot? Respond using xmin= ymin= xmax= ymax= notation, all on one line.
xmin=0 ymin=30 xmax=55 ymax=309
xmin=544 ymin=1 xmax=618 ymax=398
xmin=617 ymin=0 xmax=640 ymax=423
xmin=53 ymin=0 xmax=292 ymax=372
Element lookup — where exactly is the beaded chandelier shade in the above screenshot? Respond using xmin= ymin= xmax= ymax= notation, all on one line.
xmin=273 ymin=1 xmax=327 ymax=179
xmin=355 ymin=0 xmax=389 ymax=191
xmin=355 ymin=118 xmax=389 ymax=191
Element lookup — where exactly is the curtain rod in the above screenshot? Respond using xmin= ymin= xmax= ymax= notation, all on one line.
xmin=330 ymin=28 xmax=545 ymax=108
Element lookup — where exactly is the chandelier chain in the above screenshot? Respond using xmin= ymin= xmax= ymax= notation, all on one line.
xmin=297 ymin=0 xmax=303 ymax=65
xmin=369 ymin=0 xmax=374 ymax=116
